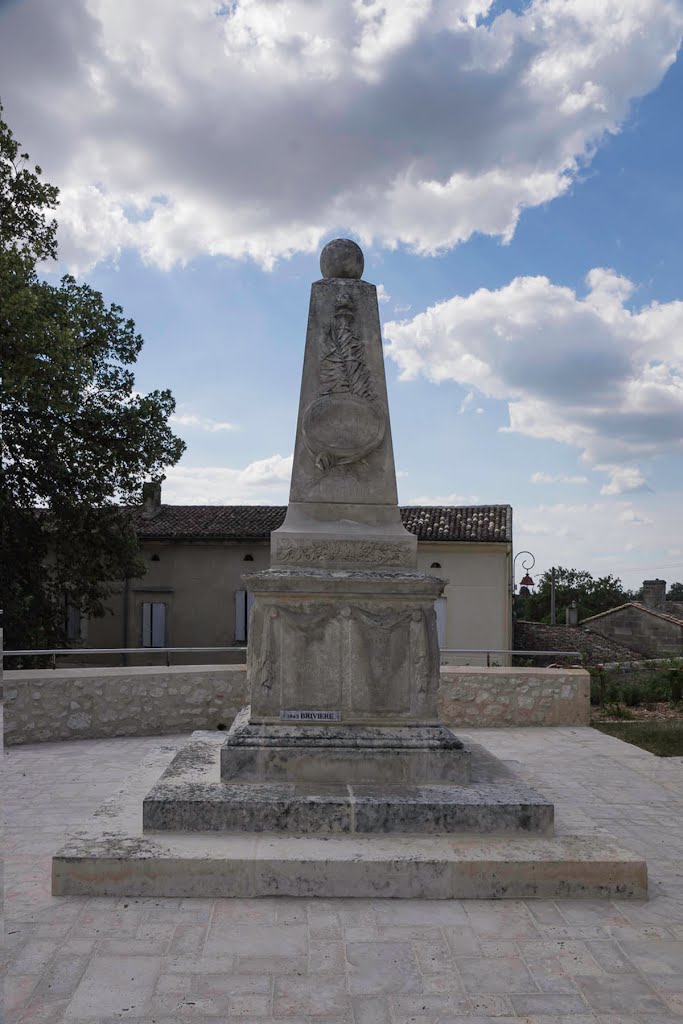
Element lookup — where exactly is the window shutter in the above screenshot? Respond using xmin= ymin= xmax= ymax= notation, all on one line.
xmin=246 ymin=591 xmax=256 ymax=639
xmin=151 ymin=602 xmax=166 ymax=647
xmin=435 ymin=597 xmax=447 ymax=650
xmin=235 ymin=590 xmax=247 ymax=642
xmin=142 ymin=603 xmax=152 ymax=647
xmin=66 ymin=603 xmax=81 ymax=641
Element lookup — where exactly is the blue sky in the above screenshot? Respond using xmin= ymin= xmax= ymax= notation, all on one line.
xmin=2 ymin=0 xmax=682 ymax=591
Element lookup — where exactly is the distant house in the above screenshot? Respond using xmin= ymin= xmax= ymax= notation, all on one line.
xmin=581 ymin=579 xmax=683 ymax=659
xmin=84 ymin=483 xmax=514 ymax=664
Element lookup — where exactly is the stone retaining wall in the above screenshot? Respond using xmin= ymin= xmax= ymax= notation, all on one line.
xmin=439 ymin=665 xmax=590 ymax=728
xmin=3 ymin=663 xmax=590 ymax=745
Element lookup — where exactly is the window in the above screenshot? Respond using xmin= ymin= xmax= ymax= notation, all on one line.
xmin=142 ymin=602 xmax=166 ymax=647
xmin=243 ymin=553 xmax=254 ymax=562
xmin=234 ymin=590 xmax=256 ymax=642
xmin=65 ymin=602 xmax=86 ymax=642
xmin=430 ymin=562 xmax=442 ymax=569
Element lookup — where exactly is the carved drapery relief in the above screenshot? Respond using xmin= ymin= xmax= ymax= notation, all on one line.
xmin=249 ymin=599 xmax=438 ymax=709
xmin=275 ymin=538 xmax=413 ymax=568
xmin=302 ymin=293 xmax=385 ymax=472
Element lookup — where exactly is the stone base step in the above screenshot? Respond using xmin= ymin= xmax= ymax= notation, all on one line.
xmin=50 ymin=735 xmax=647 ymax=900
xmin=53 ymin=831 xmax=647 ymax=899
xmin=143 ymin=731 xmax=553 ymax=836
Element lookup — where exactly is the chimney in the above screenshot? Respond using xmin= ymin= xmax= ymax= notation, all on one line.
xmin=142 ymin=480 xmax=162 ymax=518
xmin=642 ymin=579 xmax=666 ymax=610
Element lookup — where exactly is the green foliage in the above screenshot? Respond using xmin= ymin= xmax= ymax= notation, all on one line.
xmin=520 ymin=566 xmax=633 ymax=624
xmin=590 ymin=663 xmax=683 ymax=711
xmin=593 ymin=721 xmax=683 ymax=757
xmin=667 ymin=581 xmax=683 ymax=602
xmin=1 ymin=107 xmax=186 ymax=650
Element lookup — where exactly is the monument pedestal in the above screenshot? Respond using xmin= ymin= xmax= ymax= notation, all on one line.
xmin=243 ymin=567 xmax=445 ymax=725
xmin=51 ymin=238 xmax=648 ymax=899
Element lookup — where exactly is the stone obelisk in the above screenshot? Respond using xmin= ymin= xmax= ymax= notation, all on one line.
xmin=220 ymin=239 xmax=466 ymax=788
xmin=270 ymin=238 xmax=416 ymax=572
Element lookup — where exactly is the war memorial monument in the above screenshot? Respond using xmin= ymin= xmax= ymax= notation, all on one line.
xmin=53 ymin=241 xmax=646 ymax=899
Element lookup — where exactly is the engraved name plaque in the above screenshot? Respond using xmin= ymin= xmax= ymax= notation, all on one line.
xmin=280 ymin=709 xmax=342 ymax=722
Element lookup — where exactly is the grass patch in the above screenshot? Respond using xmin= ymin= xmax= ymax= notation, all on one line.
xmin=593 ymin=720 xmax=683 ymax=757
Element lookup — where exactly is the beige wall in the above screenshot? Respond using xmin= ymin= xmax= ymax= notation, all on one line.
xmin=416 ymin=542 xmax=512 ymax=664
xmin=87 ymin=540 xmax=269 ymax=661
xmin=86 ymin=539 xmax=511 ymax=661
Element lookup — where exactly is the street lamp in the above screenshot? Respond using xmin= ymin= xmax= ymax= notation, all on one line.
xmin=513 ymin=550 xmax=536 ymax=592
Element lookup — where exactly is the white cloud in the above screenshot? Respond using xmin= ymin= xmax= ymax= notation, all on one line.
xmin=170 ymin=413 xmax=239 ymax=433
xmin=385 ymin=269 xmax=683 ymax=487
xmin=164 ymin=454 xmax=293 ymax=504
xmin=376 ymin=283 xmax=391 ymax=303
xmin=530 ymin=472 xmax=589 ymax=485
xmin=1 ymin=0 xmax=681 ymax=271
xmin=596 ymin=464 xmax=650 ymax=496
xmin=403 ymin=492 xmax=480 ymax=505
xmin=619 ymin=507 xmax=653 ymax=526
xmin=514 ymin=497 xmax=682 ymax=590
xmin=459 ymin=390 xmax=476 ymax=414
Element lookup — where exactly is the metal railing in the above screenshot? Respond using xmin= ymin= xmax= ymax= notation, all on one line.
xmin=2 ymin=646 xmax=246 ymax=668
xmin=3 ymin=646 xmax=583 ymax=669
xmin=440 ymin=648 xmax=583 ymax=667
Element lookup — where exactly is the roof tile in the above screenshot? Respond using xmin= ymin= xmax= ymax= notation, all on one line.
xmin=133 ymin=504 xmax=512 ymax=544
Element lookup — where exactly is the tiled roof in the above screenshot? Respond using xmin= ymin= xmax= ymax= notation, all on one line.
xmin=582 ymin=602 xmax=683 ymax=628
xmin=399 ymin=505 xmax=511 ymax=543
xmin=133 ymin=504 xmax=512 ymax=544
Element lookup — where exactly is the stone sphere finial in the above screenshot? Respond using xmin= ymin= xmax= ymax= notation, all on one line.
xmin=320 ymin=238 xmax=364 ymax=280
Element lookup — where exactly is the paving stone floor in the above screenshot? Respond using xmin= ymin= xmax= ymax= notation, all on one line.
xmin=3 ymin=722 xmax=683 ymax=1023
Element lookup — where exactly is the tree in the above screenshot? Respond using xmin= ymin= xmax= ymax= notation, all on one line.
xmin=518 ymin=567 xmax=633 ymax=624
xmin=667 ymin=582 xmax=683 ymax=603
xmin=1 ymin=107 xmax=186 ymax=651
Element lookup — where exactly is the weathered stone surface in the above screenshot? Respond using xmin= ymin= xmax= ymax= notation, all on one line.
xmin=51 ymin=734 xmax=646 ymax=899
xmin=271 ymin=264 xmax=416 ymax=570
xmin=143 ymin=731 xmax=553 ymax=835
xmin=243 ymin=568 xmax=444 ymax=726
xmin=221 ymin=706 xmax=470 ymax=785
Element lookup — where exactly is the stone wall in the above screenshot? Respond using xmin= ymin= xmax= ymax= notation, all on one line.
xmin=3 ymin=663 xmax=590 ymax=745
xmin=439 ymin=666 xmax=589 ymax=727
xmin=3 ymin=665 xmax=248 ymax=746
xmin=584 ymin=606 xmax=683 ymax=659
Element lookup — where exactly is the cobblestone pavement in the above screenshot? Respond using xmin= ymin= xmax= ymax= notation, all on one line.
xmin=3 ymin=724 xmax=683 ymax=1023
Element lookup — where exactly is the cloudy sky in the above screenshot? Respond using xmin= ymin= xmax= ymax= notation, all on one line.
xmin=2 ymin=0 xmax=682 ymax=590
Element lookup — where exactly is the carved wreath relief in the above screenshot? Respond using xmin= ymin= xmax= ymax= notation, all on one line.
xmin=302 ymin=292 xmax=386 ymax=472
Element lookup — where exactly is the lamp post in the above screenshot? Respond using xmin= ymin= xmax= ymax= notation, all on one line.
xmin=513 ymin=550 xmax=536 ymax=592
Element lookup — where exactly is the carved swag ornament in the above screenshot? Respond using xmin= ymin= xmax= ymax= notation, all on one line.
xmin=249 ymin=601 xmax=435 ymax=698
xmin=302 ymin=293 xmax=385 ymax=472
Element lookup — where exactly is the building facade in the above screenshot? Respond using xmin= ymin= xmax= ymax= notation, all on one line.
xmin=85 ymin=491 xmax=513 ymax=664
xmin=581 ymin=579 xmax=683 ymax=659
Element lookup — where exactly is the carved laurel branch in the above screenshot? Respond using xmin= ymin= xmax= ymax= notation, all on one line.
xmin=320 ymin=296 xmax=376 ymax=401
xmin=276 ymin=539 xmax=413 ymax=567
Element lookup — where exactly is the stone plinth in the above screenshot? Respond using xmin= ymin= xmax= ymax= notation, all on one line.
xmin=220 ymin=707 xmax=468 ymax=786
xmin=243 ymin=567 xmax=444 ymax=726
xmin=144 ymin=732 xmax=551 ymax=836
